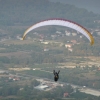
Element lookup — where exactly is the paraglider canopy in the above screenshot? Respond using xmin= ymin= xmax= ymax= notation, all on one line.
xmin=22 ymin=18 xmax=94 ymax=45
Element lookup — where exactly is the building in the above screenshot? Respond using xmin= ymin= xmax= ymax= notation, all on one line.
xmin=65 ymin=31 xmax=71 ymax=36
xmin=65 ymin=44 xmax=72 ymax=48
xmin=71 ymin=40 xmax=77 ymax=44
xmin=41 ymin=41 xmax=49 ymax=44
xmin=68 ymin=48 xmax=73 ymax=52
xmin=63 ymin=92 xmax=69 ymax=97
xmin=72 ymin=32 xmax=77 ymax=36
xmin=34 ymin=84 xmax=49 ymax=91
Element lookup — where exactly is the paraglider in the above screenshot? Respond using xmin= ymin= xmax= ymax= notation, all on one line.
xmin=22 ymin=18 xmax=94 ymax=45
xmin=22 ymin=18 xmax=95 ymax=82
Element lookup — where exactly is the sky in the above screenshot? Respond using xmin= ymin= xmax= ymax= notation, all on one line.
xmin=49 ymin=0 xmax=100 ymax=14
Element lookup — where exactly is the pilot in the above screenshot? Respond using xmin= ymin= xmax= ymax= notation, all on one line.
xmin=53 ymin=70 xmax=60 ymax=82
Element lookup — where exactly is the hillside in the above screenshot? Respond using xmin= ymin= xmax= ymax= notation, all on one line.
xmin=49 ymin=0 xmax=100 ymax=14
xmin=0 ymin=0 xmax=100 ymax=28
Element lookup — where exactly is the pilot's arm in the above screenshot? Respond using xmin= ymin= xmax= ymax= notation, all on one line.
xmin=58 ymin=70 xmax=60 ymax=74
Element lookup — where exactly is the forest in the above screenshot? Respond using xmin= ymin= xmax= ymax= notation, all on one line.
xmin=0 ymin=0 xmax=100 ymax=28
xmin=0 ymin=78 xmax=99 ymax=100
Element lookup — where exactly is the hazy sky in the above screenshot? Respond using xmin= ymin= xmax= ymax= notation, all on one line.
xmin=49 ymin=0 xmax=100 ymax=14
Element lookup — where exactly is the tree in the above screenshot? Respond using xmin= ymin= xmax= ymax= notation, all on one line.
xmin=31 ymin=79 xmax=40 ymax=87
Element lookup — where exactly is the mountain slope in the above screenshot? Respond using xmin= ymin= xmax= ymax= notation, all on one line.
xmin=0 ymin=0 xmax=100 ymax=28
xmin=49 ymin=0 xmax=100 ymax=14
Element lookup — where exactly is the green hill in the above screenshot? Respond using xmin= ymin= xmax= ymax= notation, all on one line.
xmin=0 ymin=0 xmax=100 ymax=28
